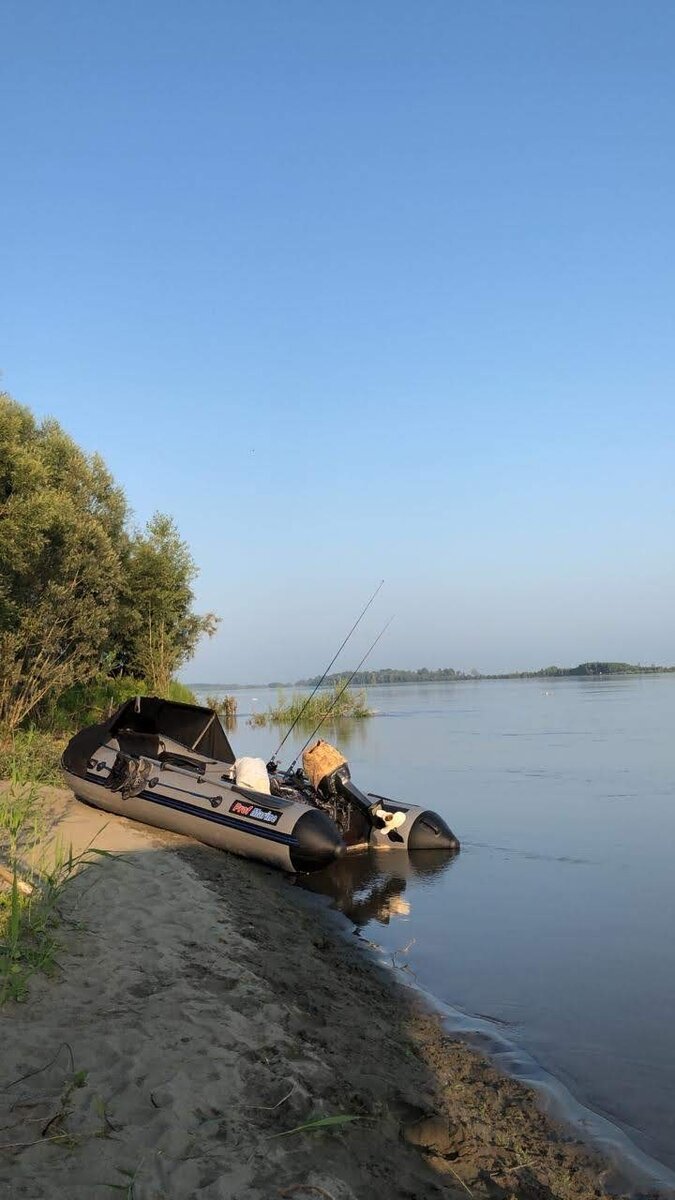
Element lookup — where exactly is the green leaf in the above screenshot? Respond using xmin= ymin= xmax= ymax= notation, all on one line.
xmin=270 ymin=1114 xmax=362 ymax=1139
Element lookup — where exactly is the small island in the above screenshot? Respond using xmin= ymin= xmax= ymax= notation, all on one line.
xmin=296 ymin=661 xmax=674 ymax=687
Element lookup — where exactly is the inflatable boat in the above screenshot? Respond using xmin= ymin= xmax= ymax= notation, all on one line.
xmin=61 ymin=696 xmax=459 ymax=873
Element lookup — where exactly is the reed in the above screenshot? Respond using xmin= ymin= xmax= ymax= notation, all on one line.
xmin=0 ymin=777 xmax=112 ymax=1003
xmin=249 ymin=680 xmax=372 ymax=728
xmin=205 ymin=694 xmax=238 ymax=726
xmin=0 ymin=728 xmax=65 ymax=786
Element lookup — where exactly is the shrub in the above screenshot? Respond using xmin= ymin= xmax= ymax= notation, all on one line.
xmin=250 ymin=680 xmax=371 ymax=728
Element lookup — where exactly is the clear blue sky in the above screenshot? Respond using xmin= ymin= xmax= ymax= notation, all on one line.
xmin=2 ymin=1 xmax=674 ymax=681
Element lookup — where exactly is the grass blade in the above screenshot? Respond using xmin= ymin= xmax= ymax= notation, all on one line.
xmin=269 ymin=1114 xmax=362 ymax=1139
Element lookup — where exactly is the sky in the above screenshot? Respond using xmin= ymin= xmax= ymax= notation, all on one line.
xmin=2 ymin=1 xmax=675 ymax=682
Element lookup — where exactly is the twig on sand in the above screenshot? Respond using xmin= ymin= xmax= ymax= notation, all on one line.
xmin=0 ymin=1134 xmax=71 ymax=1151
xmin=392 ymin=937 xmax=415 ymax=964
xmin=246 ymin=1084 xmax=296 ymax=1112
xmin=446 ymin=1164 xmax=473 ymax=1196
xmin=0 ymin=864 xmax=33 ymax=895
xmin=10 ymin=1094 xmax=61 ymax=1109
xmin=489 ymin=1158 xmax=537 ymax=1181
xmin=352 ymin=928 xmax=381 ymax=951
xmin=0 ymin=1111 xmax=58 ymax=1134
xmin=278 ymin=1185 xmax=337 ymax=1200
xmin=392 ymin=938 xmax=418 ymax=979
xmin=248 ymin=1114 xmax=362 ymax=1165
xmin=2 ymin=1043 xmax=75 ymax=1092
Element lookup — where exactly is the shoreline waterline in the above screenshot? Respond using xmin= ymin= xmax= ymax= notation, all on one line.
xmin=296 ymin=868 xmax=675 ymax=1196
xmin=0 ymin=785 xmax=667 ymax=1198
xmin=385 ymin=942 xmax=675 ymax=1195
xmin=199 ymin=675 xmax=675 ymax=1170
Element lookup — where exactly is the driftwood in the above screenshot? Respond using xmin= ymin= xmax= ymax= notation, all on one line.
xmin=0 ymin=863 xmax=33 ymax=896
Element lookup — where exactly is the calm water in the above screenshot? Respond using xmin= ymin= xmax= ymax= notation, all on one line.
xmin=194 ymin=677 xmax=675 ymax=1183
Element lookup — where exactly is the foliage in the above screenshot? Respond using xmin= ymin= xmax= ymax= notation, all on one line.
xmin=41 ymin=676 xmax=197 ymax=735
xmin=109 ymin=513 xmax=219 ymax=694
xmin=0 ymin=394 xmax=125 ymax=731
xmin=166 ymin=680 xmax=199 ymax=705
xmin=41 ymin=676 xmax=150 ymax=734
xmin=298 ymin=662 xmax=670 ymax=686
xmin=0 ymin=392 xmax=216 ymax=734
xmin=0 ymin=779 xmax=113 ymax=1002
xmin=249 ymin=680 xmax=372 ymax=727
xmin=205 ymin=694 xmax=238 ymax=724
xmin=0 ymin=728 xmax=65 ymax=785
xmin=566 ymin=661 xmax=648 ymax=676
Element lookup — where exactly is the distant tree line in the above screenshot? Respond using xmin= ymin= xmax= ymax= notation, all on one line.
xmin=297 ymin=662 xmax=673 ymax=687
xmin=0 ymin=392 xmax=218 ymax=732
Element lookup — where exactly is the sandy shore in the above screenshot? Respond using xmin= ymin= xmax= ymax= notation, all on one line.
xmin=0 ymin=789 xmax=660 ymax=1200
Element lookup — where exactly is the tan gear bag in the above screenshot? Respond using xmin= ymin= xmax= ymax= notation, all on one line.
xmin=302 ymin=739 xmax=347 ymax=790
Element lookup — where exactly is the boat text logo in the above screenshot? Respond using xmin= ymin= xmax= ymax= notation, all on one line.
xmin=229 ymin=800 xmax=281 ymax=826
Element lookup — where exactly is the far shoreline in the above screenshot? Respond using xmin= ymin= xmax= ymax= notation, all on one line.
xmin=188 ymin=666 xmax=675 ymax=690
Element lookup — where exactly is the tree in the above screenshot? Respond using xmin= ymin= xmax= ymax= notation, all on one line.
xmin=110 ymin=513 xmax=219 ymax=694
xmin=0 ymin=393 xmax=126 ymax=729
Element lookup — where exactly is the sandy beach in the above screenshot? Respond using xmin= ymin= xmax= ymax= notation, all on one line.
xmin=0 ymin=789 xmax=656 ymax=1200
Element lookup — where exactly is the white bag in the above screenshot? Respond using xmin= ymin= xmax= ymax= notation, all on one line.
xmin=234 ymin=756 xmax=271 ymax=795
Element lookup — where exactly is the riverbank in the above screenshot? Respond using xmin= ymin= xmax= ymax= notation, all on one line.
xmin=0 ymin=788 xmax=659 ymax=1199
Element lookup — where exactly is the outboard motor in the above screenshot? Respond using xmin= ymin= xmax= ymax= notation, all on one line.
xmin=304 ymin=740 xmax=394 ymax=825
xmin=302 ymin=740 xmax=460 ymax=852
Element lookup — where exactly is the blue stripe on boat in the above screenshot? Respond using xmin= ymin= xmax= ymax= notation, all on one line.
xmin=84 ymin=773 xmax=297 ymax=847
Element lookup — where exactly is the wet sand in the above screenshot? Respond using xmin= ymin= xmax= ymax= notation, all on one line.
xmin=0 ymin=789 xmax=660 ymax=1199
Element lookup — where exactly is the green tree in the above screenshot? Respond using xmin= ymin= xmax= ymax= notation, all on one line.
xmin=0 ymin=393 xmax=126 ymax=729
xmin=110 ymin=513 xmax=219 ymax=694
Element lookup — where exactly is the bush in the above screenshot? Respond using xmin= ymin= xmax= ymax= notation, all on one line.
xmin=37 ymin=676 xmax=198 ymax=736
xmin=167 ymin=680 xmax=198 ymax=705
xmin=0 ymin=729 xmax=65 ymax=786
xmin=0 ymin=779 xmax=113 ymax=1002
xmin=205 ymin=694 xmax=238 ymax=724
xmin=41 ymin=677 xmax=150 ymax=734
xmin=250 ymin=680 xmax=372 ymax=728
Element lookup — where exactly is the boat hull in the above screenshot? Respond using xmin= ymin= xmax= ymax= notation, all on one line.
xmin=63 ymin=751 xmax=344 ymax=874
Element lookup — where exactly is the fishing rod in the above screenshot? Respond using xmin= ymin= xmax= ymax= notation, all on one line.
xmin=287 ymin=615 xmax=394 ymax=773
xmin=268 ymin=580 xmax=385 ymax=767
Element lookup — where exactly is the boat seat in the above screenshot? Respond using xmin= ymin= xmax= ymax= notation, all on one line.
xmin=159 ymin=750 xmax=208 ymax=773
xmin=116 ymin=729 xmax=163 ymax=760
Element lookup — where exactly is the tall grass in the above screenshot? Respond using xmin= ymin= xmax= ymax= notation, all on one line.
xmin=0 ymin=675 xmax=190 ymax=1002
xmin=167 ymin=679 xmax=198 ymax=705
xmin=0 ymin=677 xmax=199 ymax=788
xmin=0 ymin=728 xmax=65 ymax=786
xmin=249 ymin=680 xmax=372 ymax=728
xmin=205 ymin=694 xmax=238 ymax=728
xmin=40 ymin=676 xmax=198 ymax=735
xmin=0 ymin=777 xmax=112 ymax=1003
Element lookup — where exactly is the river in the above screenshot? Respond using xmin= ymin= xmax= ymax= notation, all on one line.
xmin=193 ymin=675 xmax=675 ymax=1186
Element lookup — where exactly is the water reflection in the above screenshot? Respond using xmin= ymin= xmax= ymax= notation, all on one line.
xmin=299 ymin=848 xmax=459 ymax=927
xmin=200 ymin=676 xmax=675 ymax=1174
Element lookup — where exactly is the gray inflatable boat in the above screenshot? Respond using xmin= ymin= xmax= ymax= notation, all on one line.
xmin=61 ymin=696 xmax=458 ymax=873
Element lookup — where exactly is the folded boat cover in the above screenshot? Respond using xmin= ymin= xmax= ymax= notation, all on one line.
xmin=302 ymin=740 xmax=347 ymax=791
xmin=62 ymin=696 xmax=236 ymax=778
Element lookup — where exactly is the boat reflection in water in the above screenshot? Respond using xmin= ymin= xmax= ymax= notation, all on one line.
xmin=298 ymin=848 xmax=460 ymax=928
